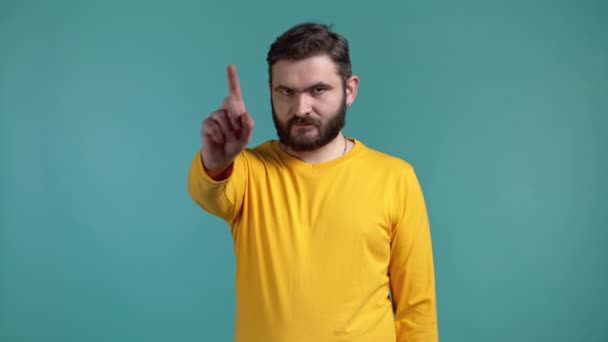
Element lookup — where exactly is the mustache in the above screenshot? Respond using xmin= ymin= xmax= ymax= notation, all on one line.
xmin=288 ymin=116 xmax=320 ymax=126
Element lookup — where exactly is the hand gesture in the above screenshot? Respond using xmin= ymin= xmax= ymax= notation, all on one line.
xmin=201 ymin=64 xmax=255 ymax=172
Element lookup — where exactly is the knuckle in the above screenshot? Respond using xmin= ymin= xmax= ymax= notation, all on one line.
xmin=210 ymin=110 xmax=225 ymax=122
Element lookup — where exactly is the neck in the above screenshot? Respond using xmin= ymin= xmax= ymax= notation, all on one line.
xmin=281 ymin=133 xmax=349 ymax=164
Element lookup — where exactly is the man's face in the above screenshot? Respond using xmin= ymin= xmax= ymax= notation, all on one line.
xmin=270 ymin=54 xmax=349 ymax=152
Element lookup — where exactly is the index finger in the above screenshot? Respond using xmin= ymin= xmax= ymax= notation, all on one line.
xmin=227 ymin=64 xmax=243 ymax=101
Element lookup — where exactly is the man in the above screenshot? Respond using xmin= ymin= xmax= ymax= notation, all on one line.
xmin=187 ymin=22 xmax=438 ymax=342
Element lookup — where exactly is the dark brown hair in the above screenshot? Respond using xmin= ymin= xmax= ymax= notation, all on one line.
xmin=266 ymin=22 xmax=352 ymax=83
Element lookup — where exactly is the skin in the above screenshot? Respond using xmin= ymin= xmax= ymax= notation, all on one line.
xmin=200 ymin=64 xmax=254 ymax=179
xmin=270 ymin=54 xmax=359 ymax=161
xmin=200 ymin=55 xmax=359 ymax=180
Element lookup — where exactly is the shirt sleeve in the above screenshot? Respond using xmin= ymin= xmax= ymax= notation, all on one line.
xmin=389 ymin=165 xmax=439 ymax=342
xmin=186 ymin=148 xmax=249 ymax=226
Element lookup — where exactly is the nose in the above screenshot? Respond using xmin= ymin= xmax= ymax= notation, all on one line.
xmin=293 ymin=93 xmax=313 ymax=117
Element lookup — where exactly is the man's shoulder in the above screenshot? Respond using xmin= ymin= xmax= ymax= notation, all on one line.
xmin=239 ymin=139 xmax=281 ymax=164
xmin=238 ymin=138 xmax=417 ymax=175
xmin=355 ymin=139 xmax=415 ymax=173
xmin=249 ymin=139 xmax=276 ymax=152
xmin=244 ymin=139 xmax=277 ymax=156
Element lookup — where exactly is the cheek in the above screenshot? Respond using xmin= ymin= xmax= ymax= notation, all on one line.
xmin=315 ymin=94 xmax=343 ymax=114
xmin=272 ymin=95 xmax=291 ymax=112
xmin=272 ymin=98 xmax=292 ymax=122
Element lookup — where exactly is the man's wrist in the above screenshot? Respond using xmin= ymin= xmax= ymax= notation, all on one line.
xmin=202 ymin=156 xmax=234 ymax=181
xmin=206 ymin=164 xmax=233 ymax=181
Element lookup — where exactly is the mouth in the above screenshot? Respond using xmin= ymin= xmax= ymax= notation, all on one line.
xmin=292 ymin=124 xmax=317 ymax=133
xmin=291 ymin=120 xmax=318 ymax=128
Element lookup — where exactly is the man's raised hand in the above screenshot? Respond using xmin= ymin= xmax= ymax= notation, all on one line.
xmin=200 ymin=64 xmax=254 ymax=175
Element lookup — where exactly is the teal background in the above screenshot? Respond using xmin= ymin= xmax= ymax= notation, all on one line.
xmin=1 ymin=0 xmax=607 ymax=341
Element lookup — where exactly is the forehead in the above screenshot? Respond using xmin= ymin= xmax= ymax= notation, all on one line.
xmin=271 ymin=54 xmax=341 ymax=87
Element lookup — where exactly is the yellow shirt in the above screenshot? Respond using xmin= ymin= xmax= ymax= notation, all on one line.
xmin=187 ymin=138 xmax=438 ymax=342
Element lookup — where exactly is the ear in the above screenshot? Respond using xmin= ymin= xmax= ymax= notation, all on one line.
xmin=345 ymin=75 xmax=360 ymax=107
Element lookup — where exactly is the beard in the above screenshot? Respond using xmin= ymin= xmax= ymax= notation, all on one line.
xmin=271 ymin=93 xmax=347 ymax=152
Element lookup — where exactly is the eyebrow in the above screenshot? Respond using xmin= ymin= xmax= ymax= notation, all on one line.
xmin=274 ymin=82 xmax=334 ymax=93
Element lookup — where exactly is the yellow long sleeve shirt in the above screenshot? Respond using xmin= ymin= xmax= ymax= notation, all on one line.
xmin=187 ymin=138 xmax=438 ymax=342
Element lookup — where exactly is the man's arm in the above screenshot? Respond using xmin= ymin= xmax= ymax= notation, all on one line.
xmin=187 ymin=148 xmax=247 ymax=225
xmin=204 ymin=154 xmax=234 ymax=181
xmin=187 ymin=64 xmax=254 ymax=225
xmin=389 ymin=166 xmax=438 ymax=342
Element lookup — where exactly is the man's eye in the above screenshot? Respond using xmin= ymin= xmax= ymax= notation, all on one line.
xmin=313 ymin=87 xmax=326 ymax=94
xmin=280 ymin=89 xmax=293 ymax=95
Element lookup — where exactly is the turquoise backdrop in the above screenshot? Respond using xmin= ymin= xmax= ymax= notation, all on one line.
xmin=1 ymin=0 xmax=606 ymax=341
